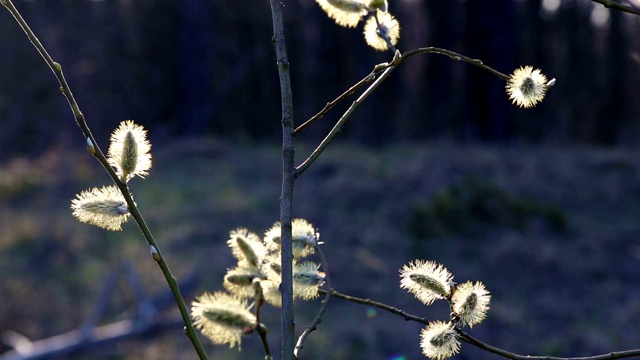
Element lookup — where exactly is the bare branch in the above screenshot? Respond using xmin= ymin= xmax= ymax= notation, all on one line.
xmin=587 ymin=0 xmax=640 ymax=16
xmin=295 ymin=46 xmax=510 ymax=177
xmin=295 ymin=51 xmax=400 ymax=177
xmin=294 ymin=71 xmax=377 ymax=136
xmin=325 ymin=289 xmax=640 ymax=360
xmin=402 ymin=47 xmax=510 ymax=80
xmin=267 ymin=0 xmax=296 ymax=358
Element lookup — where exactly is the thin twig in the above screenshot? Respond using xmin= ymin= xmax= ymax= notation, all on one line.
xmin=0 ymin=1 xmax=208 ymax=359
xmin=457 ymin=328 xmax=640 ymax=360
xmin=268 ymin=0 xmax=296 ymax=359
xmin=587 ymin=0 xmax=640 ymax=16
xmin=256 ymin=323 xmax=272 ymax=360
xmin=252 ymin=282 xmax=272 ymax=359
xmin=293 ymin=243 xmax=332 ymax=358
xmin=294 ymin=71 xmax=377 ymax=135
xmin=293 ymin=15 xmax=399 ymax=136
xmin=295 ymin=51 xmax=401 ymax=177
xmin=402 ymin=47 xmax=510 ymax=81
xmin=324 ymin=289 xmax=640 ymax=360
xmin=294 ymin=46 xmax=509 ymax=177
xmin=319 ymin=288 xmax=426 ymax=323
xmin=295 ymin=45 xmax=507 ymax=138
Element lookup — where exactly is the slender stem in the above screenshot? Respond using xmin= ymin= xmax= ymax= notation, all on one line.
xmin=295 ymin=46 xmax=510 ymax=177
xmin=319 ymin=288 xmax=426 ymax=323
xmin=587 ymin=0 xmax=640 ymax=16
xmin=293 ymin=243 xmax=332 ymax=358
xmin=256 ymin=323 xmax=272 ymax=360
xmin=295 ymin=47 xmax=509 ymax=177
xmin=0 ymin=1 xmax=208 ymax=358
xmin=295 ymin=51 xmax=400 ymax=177
xmin=457 ymin=328 xmax=640 ymax=360
xmin=402 ymin=47 xmax=510 ymax=81
xmin=294 ymin=71 xmax=377 ymax=136
xmin=324 ymin=289 xmax=640 ymax=360
xmin=268 ymin=1 xmax=296 ymax=359
xmin=253 ymin=284 xmax=272 ymax=359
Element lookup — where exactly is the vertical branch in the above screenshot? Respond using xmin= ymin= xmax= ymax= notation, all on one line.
xmin=268 ymin=0 xmax=296 ymax=359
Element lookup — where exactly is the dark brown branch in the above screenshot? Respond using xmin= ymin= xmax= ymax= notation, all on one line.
xmin=587 ymin=0 xmax=640 ymax=16
xmin=457 ymin=328 xmax=640 ymax=360
xmin=255 ymin=323 xmax=272 ymax=360
xmin=324 ymin=289 xmax=640 ymax=360
xmin=294 ymin=47 xmax=509 ymax=135
xmin=294 ymin=72 xmax=376 ymax=136
xmin=295 ymin=45 xmax=510 ymax=139
xmin=319 ymin=289 xmax=427 ymax=323
xmin=402 ymin=47 xmax=510 ymax=80
xmin=295 ymin=52 xmax=400 ymax=177
xmin=294 ymin=46 xmax=513 ymax=177
xmin=252 ymin=280 xmax=272 ymax=358
xmin=268 ymin=0 xmax=296 ymax=359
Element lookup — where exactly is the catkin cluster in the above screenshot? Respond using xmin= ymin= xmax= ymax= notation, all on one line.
xmin=316 ymin=0 xmax=400 ymax=51
xmin=399 ymin=260 xmax=492 ymax=359
xmin=71 ymin=120 xmax=152 ymax=231
xmin=191 ymin=219 xmax=326 ymax=349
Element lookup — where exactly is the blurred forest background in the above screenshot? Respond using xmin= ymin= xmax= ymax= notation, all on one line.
xmin=0 ymin=0 xmax=639 ymax=154
xmin=1 ymin=0 xmax=640 ymax=359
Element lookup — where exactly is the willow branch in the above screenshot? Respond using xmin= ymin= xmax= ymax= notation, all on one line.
xmin=256 ymin=323 xmax=272 ymax=360
xmin=402 ymin=47 xmax=510 ymax=80
xmin=458 ymin=328 xmax=640 ymax=360
xmin=587 ymin=0 xmax=640 ymax=16
xmin=294 ymin=71 xmax=377 ymax=136
xmin=252 ymin=284 xmax=272 ymax=360
xmin=268 ymin=0 xmax=296 ymax=359
xmin=295 ymin=46 xmax=509 ymax=177
xmin=292 ymin=7 xmax=399 ymax=137
xmin=295 ymin=52 xmax=400 ymax=177
xmin=319 ymin=289 xmax=426 ymax=323
xmin=324 ymin=289 xmax=640 ymax=360
xmin=0 ymin=1 xmax=208 ymax=358
xmin=297 ymin=13 xmax=396 ymax=136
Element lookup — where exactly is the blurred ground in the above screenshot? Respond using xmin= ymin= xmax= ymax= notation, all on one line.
xmin=1 ymin=139 xmax=640 ymax=359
